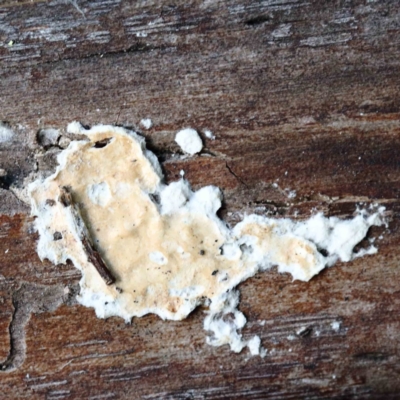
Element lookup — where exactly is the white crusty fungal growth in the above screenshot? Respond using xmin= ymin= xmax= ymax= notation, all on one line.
xmin=140 ymin=118 xmax=153 ymax=130
xmin=175 ymin=128 xmax=203 ymax=155
xmin=0 ymin=124 xmax=14 ymax=143
xmin=37 ymin=128 xmax=60 ymax=148
xmin=204 ymin=129 xmax=215 ymax=140
xmin=29 ymin=123 xmax=386 ymax=356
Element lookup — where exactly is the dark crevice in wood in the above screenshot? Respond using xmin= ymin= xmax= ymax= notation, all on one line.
xmin=225 ymin=162 xmax=248 ymax=188
xmin=245 ymin=15 xmax=271 ymax=26
xmin=200 ymin=149 xmax=218 ymax=157
xmin=0 ymin=173 xmax=14 ymax=191
xmin=0 ymin=290 xmax=28 ymax=372
xmin=353 ymin=352 xmax=390 ymax=361
xmin=296 ymin=326 xmax=312 ymax=338
xmin=0 ymin=283 xmax=67 ymax=372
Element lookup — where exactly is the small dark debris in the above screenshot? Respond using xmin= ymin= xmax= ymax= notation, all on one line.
xmin=149 ymin=193 xmax=160 ymax=204
xmin=318 ymin=248 xmax=329 ymax=257
xmin=116 ymin=287 xmax=123 ymax=294
xmin=59 ymin=186 xmax=72 ymax=207
xmin=240 ymin=243 xmax=253 ymax=254
xmin=199 ymin=250 xmax=205 ymax=256
xmin=46 ymin=199 xmax=56 ymax=207
xmin=212 ymin=270 xmax=218 ymax=276
xmin=53 ymin=231 xmax=62 ymax=241
xmin=353 ymin=352 xmax=389 ymax=361
xmin=297 ymin=326 xmax=312 ymax=338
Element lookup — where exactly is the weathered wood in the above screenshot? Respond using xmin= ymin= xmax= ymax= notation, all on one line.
xmin=1 ymin=0 xmax=400 ymax=398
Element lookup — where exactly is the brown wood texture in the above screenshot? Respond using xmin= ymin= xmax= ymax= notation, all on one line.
xmin=1 ymin=0 xmax=400 ymax=398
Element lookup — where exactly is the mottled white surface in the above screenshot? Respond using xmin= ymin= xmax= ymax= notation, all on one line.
xmin=87 ymin=182 xmax=112 ymax=207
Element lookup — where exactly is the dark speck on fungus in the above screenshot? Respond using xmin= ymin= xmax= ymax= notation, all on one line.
xmin=53 ymin=231 xmax=62 ymax=241
xmin=94 ymin=137 xmax=112 ymax=148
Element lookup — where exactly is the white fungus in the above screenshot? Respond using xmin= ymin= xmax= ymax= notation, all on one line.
xmin=331 ymin=321 xmax=341 ymax=332
xmin=149 ymin=251 xmax=168 ymax=265
xmin=204 ymin=129 xmax=215 ymax=140
xmin=37 ymin=128 xmax=60 ymax=148
xmin=175 ymin=128 xmax=203 ymax=155
xmin=140 ymin=118 xmax=153 ymax=130
xmin=0 ymin=124 xmax=14 ymax=143
xmin=58 ymin=136 xmax=71 ymax=149
xmin=28 ymin=123 xmax=386 ymax=357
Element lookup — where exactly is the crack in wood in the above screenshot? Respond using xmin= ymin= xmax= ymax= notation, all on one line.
xmin=225 ymin=162 xmax=248 ymax=188
xmin=0 ymin=283 xmax=75 ymax=372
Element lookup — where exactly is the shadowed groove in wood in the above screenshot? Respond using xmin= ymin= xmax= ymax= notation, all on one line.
xmin=0 ymin=283 xmax=68 ymax=372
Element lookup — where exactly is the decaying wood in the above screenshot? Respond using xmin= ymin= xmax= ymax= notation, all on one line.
xmin=1 ymin=0 xmax=400 ymax=399
xmin=59 ymin=186 xmax=116 ymax=286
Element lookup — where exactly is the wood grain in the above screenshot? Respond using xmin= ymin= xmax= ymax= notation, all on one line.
xmin=1 ymin=0 xmax=400 ymax=398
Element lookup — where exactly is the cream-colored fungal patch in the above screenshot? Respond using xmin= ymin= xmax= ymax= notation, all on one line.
xmin=29 ymin=123 xmax=386 ymax=356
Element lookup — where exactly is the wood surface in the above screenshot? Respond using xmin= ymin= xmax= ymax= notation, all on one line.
xmin=1 ymin=0 xmax=400 ymax=398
